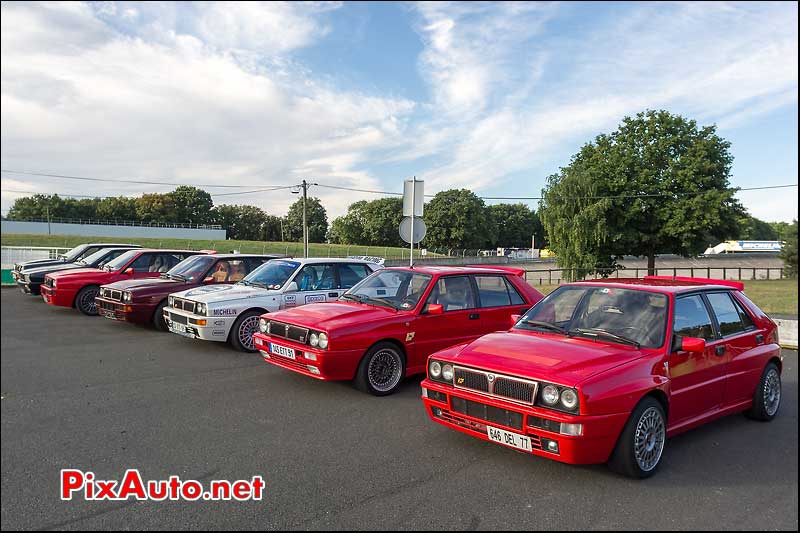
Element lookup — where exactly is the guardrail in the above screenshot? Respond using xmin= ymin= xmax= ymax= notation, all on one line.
xmin=4 ymin=217 xmax=222 ymax=229
xmin=524 ymin=266 xmax=787 ymax=285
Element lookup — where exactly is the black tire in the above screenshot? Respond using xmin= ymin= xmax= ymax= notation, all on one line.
xmin=745 ymin=362 xmax=781 ymax=421
xmin=229 ymin=310 xmax=262 ymax=353
xmin=608 ymin=396 xmax=667 ymax=478
xmin=354 ymin=342 xmax=406 ymax=396
xmin=75 ymin=285 xmax=101 ymax=316
xmin=153 ymin=300 xmax=169 ymax=331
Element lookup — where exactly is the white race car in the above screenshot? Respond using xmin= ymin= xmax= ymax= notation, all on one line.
xmin=163 ymin=257 xmax=384 ymax=351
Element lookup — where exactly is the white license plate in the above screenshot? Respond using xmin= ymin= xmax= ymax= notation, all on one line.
xmin=169 ymin=322 xmax=194 ymax=338
xmin=270 ymin=343 xmax=296 ymax=360
xmin=487 ymin=425 xmax=533 ymax=453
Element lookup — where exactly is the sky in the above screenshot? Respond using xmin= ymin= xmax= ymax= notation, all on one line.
xmin=1 ymin=1 xmax=797 ymax=222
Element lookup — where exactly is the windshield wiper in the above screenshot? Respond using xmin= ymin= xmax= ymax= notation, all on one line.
xmin=339 ymin=293 xmax=365 ymax=302
xmin=170 ymin=273 xmax=188 ymax=281
xmin=366 ymin=296 xmax=398 ymax=309
xmin=520 ymin=320 xmax=567 ymax=334
xmin=567 ymin=328 xmax=640 ymax=348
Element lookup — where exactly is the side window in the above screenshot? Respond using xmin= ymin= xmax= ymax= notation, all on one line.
xmin=209 ymin=260 xmax=232 ymax=282
xmin=129 ymin=253 xmax=154 ymax=271
xmin=97 ymin=249 xmax=127 ymax=268
xmin=673 ymin=295 xmax=715 ymax=340
xmin=732 ymin=295 xmax=755 ymax=330
xmin=295 ymin=264 xmax=336 ymax=291
xmin=226 ymin=260 xmax=248 ymax=282
xmin=426 ymin=276 xmax=475 ymax=312
xmin=475 ymin=275 xmax=511 ymax=308
xmin=707 ymin=292 xmax=751 ymax=336
xmin=244 ymin=257 xmax=270 ymax=274
xmin=338 ymin=264 xmax=371 ymax=289
xmin=504 ymin=277 xmax=526 ymax=305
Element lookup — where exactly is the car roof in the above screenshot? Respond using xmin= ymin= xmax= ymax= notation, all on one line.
xmin=127 ymin=248 xmax=210 ymax=254
xmin=85 ymin=243 xmax=142 ymax=247
xmin=567 ymin=276 xmax=744 ymax=294
xmin=203 ymin=253 xmax=285 ymax=259
xmin=272 ymin=257 xmax=379 ymax=265
xmin=386 ymin=265 xmax=526 ymax=276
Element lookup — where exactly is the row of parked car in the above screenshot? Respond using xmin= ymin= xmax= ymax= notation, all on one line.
xmin=13 ymin=242 xmax=784 ymax=478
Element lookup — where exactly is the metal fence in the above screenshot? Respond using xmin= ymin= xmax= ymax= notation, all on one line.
xmin=4 ymin=217 xmax=223 ymax=229
xmin=523 ymin=266 xmax=788 ymax=285
xmin=1 ymin=246 xmax=72 ymax=268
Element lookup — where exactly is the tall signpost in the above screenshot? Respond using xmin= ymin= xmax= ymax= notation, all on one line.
xmin=401 ymin=178 xmax=425 ymax=267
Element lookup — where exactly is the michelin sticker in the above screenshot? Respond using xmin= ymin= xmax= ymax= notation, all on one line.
xmin=212 ymin=308 xmax=238 ymax=316
xmin=305 ymin=294 xmax=326 ymax=304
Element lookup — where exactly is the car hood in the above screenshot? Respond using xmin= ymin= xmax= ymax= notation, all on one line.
xmin=105 ymin=277 xmax=190 ymax=293
xmin=19 ymin=258 xmax=68 ymax=271
xmin=170 ymin=283 xmax=278 ymax=303
xmin=269 ymin=301 xmax=398 ymax=331
xmin=441 ymin=330 xmax=646 ymax=387
xmin=24 ymin=262 xmax=87 ymax=277
xmin=47 ymin=267 xmax=106 ymax=279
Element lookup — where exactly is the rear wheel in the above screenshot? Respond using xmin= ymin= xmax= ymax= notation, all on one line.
xmin=746 ymin=362 xmax=781 ymax=421
xmin=75 ymin=285 xmax=101 ymax=316
xmin=609 ymin=396 xmax=667 ymax=478
xmin=229 ymin=310 xmax=262 ymax=352
xmin=354 ymin=342 xmax=406 ymax=396
xmin=153 ymin=300 xmax=169 ymax=331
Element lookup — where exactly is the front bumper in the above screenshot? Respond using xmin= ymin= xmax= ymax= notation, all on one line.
xmin=15 ymin=278 xmax=42 ymax=295
xmin=253 ymin=332 xmax=362 ymax=381
xmin=95 ymin=296 xmax=153 ymax=323
xmin=420 ymin=378 xmax=629 ymax=465
xmin=40 ymin=284 xmax=76 ymax=307
xmin=162 ymin=308 xmax=232 ymax=342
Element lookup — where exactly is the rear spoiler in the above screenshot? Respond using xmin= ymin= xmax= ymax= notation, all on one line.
xmin=466 ymin=265 xmax=526 ymax=277
xmin=644 ymin=275 xmax=744 ymax=291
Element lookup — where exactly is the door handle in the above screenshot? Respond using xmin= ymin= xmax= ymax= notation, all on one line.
xmin=755 ymin=334 xmax=764 ymax=344
xmin=715 ymin=345 xmax=726 ymax=356
xmin=328 ymin=292 xmax=339 ymax=298
xmin=469 ymin=313 xmax=480 ymax=320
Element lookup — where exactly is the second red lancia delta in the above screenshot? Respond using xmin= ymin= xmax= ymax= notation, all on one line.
xmin=420 ymin=276 xmax=783 ymax=478
xmin=41 ymin=249 xmax=207 ymax=315
xmin=252 ymin=266 xmax=544 ymax=395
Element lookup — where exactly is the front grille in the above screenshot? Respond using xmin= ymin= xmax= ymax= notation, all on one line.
xmin=450 ymin=397 xmax=524 ymax=430
xmin=98 ymin=301 xmax=119 ymax=312
xmin=264 ymin=353 xmax=310 ymax=373
xmin=45 ymin=278 xmax=55 ymax=288
xmin=267 ymin=320 xmax=310 ymax=344
xmin=172 ymin=298 xmax=196 ymax=314
xmin=166 ymin=311 xmax=187 ymax=325
xmin=453 ymin=366 xmax=537 ymax=405
xmin=101 ymin=288 xmax=123 ymax=302
xmin=434 ymin=409 xmax=544 ymax=451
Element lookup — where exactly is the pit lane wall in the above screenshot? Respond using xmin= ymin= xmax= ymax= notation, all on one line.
xmin=1 ymin=220 xmax=226 ymax=240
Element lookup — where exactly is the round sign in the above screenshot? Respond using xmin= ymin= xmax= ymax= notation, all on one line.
xmin=399 ymin=216 xmax=427 ymax=244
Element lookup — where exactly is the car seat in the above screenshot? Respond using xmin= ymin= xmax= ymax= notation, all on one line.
xmin=149 ymin=256 xmax=164 ymax=273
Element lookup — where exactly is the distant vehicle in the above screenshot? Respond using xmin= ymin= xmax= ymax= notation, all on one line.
xmin=95 ymin=254 xmax=283 ymax=330
xmin=421 ymin=276 xmax=782 ymax=477
xmin=14 ymin=246 xmax=139 ymax=296
xmin=41 ymin=249 xmax=209 ymax=315
xmin=253 ymin=265 xmax=544 ymax=396
xmin=163 ymin=257 xmax=383 ymax=352
xmin=11 ymin=243 xmax=141 ymax=292
xmin=704 ymin=240 xmax=783 ymax=254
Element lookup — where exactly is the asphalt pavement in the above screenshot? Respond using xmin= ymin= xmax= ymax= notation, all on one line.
xmin=1 ymin=288 xmax=797 ymax=530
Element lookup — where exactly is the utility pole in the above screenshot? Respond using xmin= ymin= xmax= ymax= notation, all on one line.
xmin=46 ymin=206 xmax=51 ymax=235
xmin=302 ymin=179 xmax=309 ymax=258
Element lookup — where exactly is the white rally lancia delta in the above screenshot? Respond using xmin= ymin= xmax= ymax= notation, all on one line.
xmin=163 ymin=257 xmax=384 ymax=352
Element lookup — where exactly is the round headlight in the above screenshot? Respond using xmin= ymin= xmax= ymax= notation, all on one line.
xmin=197 ymin=303 xmax=207 ymax=316
xmin=442 ymin=364 xmax=454 ymax=381
xmin=123 ymin=292 xmax=131 ymax=302
xmin=429 ymin=361 xmax=442 ymax=378
xmin=542 ymin=385 xmax=560 ymax=405
xmin=318 ymin=332 xmax=328 ymax=349
xmin=560 ymin=389 xmax=579 ymax=410
xmin=309 ymin=333 xmax=319 ymax=347
xmin=266 ymin=321 xmax=271 ymax=334
xmin=258 ymin=318 xmax=268 ymax=333
xmin=168 ymin=296 xmax=175 ymax=305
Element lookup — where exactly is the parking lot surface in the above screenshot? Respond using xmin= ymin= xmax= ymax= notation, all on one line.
xmin=1 ymin=289 xmax=797 ymax=530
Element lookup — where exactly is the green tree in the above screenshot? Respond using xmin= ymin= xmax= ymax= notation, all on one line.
xmin=540 ymin=109 xmax=744 ymax=278
xmin=488 ymin=203 xmax=544 ymax=248
xmin=328 ymin=200 xmax=368 ymax=244
xmin=738 ymin=215 xmax=779 ymax=241
xmin=780 ymin=220 xmax=798 ymax=278
xmin=283 ymin=197 xmax=328 ymax=243
xmin=7 ymin=194 xmax=57 ymax=219
xmin=424 ymin=189 xmax=496 ymax=250
xmin=96 ymin=196 xmax=138 ymax=221
xmin=263 ymin=215 xmax=283 ymax=241
xmin=135 ymin=193 xmax=176 ymax=224
xmin=211 ymin=204 xmax=268 ymax=241
xmin=169 ymin=186 xmax=214 ymax=225
xmin=769 ymin=221 xmax=793 ymax=241
xmin=361 ymin=197 xmax=404 ymax=247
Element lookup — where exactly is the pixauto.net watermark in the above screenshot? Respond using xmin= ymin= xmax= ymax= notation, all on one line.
xmin=61 ymin=469 xmax=265 ymax=501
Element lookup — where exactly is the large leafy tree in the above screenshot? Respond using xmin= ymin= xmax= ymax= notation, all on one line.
xmin=169 ymin=186 xmax=214 ymax=225
xmin=424 ymin=189 xmax=496 ymax=250
xmin=489 ymin=203 xmax=544 ymax=248
xmin=540 ymin=110 xmax=744 ymax=277
xmin=211 ymin=204 xmax=268 ymax=241
xmin=283 ymin=196 xmax=328 ymax=243
xmin=96 ymin=196 xmax=138 ymax=221
xmin=135 ymin=193 xmax=176 ymax=224
xmin=361 ymin=197 xmax=404 ymax=247
xmin=328 ymin=200 xmax=368 ymax=244
xmin=780 ymin=220 xmax=798 ymax=278
xmin=8 ymin=194 xmax=65 ymax=219
xmin=738 ymin=215 xmax=779 ymax=241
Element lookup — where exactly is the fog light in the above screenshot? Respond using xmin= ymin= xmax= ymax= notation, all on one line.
xmin=124 ymin=305 xmax=133 ymax=312
xmin=421 ymin=387 xmax=428 ymax=398
xmin=560 ymin=423 xmax=583 ymax=436
xmin=305 ymin=352 xmax=317 ymax=361
xmin=307 ymin=365 xmax=320 ymax=375
xmin=434 ymin=407 xmax=442 ymax=417
xmin=541 ymin=437 xmax=560 ymax=454
xmin=260 ymin=350 xmax=270 ymax=358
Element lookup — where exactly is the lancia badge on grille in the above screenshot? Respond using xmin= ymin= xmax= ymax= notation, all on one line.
xmin=487 ymin=373 xmax=495 ymax=382
xmin=285 ymin=324 xmax=290 ymax=335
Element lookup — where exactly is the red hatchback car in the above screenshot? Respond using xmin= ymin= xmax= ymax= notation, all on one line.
xmin=253 ymin=266 xmax=544 ymax=395
xmin=421 ymin=276 xmax=783 ymax=477
xmin=42 ymin=249 xmax=208 ymax=315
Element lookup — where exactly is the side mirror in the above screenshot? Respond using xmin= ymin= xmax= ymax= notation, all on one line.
xmin=203 ymin=276 xmax=215 ymax=284
xmin=284 ymin=281 xmax=298 ymax=293
xmin=124 ymin=267 xmax=134 ymax=275
xmin=426 ymin=303 xmax=444 ymax=315
xmin=676 ymin=336 xmax=706 ymax=353
xmin=510 ymin=314 xmax=521 ymax=327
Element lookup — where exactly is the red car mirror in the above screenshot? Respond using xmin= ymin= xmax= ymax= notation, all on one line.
xmin=681 ymin=337 xmax=706 ymax=353
xmin=426 ymin=303 xmax=444 ymax=315
xmin=124 ymin=267 xmax=135 ymax=275
xmin=510 ymin=314 xmax=521 ymax=327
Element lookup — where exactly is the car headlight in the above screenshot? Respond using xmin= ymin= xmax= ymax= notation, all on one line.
xmin=560 ymin=388 xmax=579 ymax=410
xmin=266 ymin=320 xmax=271 ymax=334
xmin=442 ymin=363 xmax=454 ymax=382
xmin=429 ymin=361 xmax=442 ymax=378
xmin=309 ymin=333 xmax=319 ymax=347
xmin=51 ymin=279 xmax=57 ymax=288
xmin=536 ymin=382 xmax=579 ymax=413
xmin=168 ymin=295 xmax=175 ymax=306
xmin=259 ymin=318 xmax=268 ymax=333
xmin=122 ymin=291 xmax=132 ymax=303
xmin=317 ymin=333 xmax=328 ymax=349
xmin=196 ymin=303 xmax=207 ymax=316
xmin=542 ymin=385 xmax=560 ymax=405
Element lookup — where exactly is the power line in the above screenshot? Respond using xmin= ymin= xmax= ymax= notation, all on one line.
xmin=0 ymin=169 xmax=286 ymax=189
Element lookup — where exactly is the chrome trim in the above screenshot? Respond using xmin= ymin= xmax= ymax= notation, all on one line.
xmin=453 ymin=365 xmax=538 ymax=406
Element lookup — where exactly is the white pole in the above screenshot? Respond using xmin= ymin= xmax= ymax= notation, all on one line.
xmin=410 ymin=177 xmax=415 ymax=267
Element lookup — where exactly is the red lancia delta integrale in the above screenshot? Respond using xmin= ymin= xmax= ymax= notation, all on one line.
xmin=41 ymin=249 xmax=208 ymax=315
xmin=253 ymin=266 xmax=544 ymax=395
xmin=421 ymin=277 xmax=783 ymax=478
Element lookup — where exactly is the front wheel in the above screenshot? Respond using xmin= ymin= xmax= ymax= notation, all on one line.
xmin=153 ymin=300 xmax=169 ymax=331
xmin=746 ymin=362 xmax=781 ymax=421
xmin=229 ymin=310 xmax=262 ymax=352
xmin=609 ymin=396 xmax=667 ymax=478
xmin=75 ymin=285 xmax=101 ymax=316
xmin=354 ymin=342 xmax=406 ymax=396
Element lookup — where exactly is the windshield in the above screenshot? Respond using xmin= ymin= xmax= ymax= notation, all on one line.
xmin=77 ymin=248 xmax=116 ymax=266
xmin=61 ymin=244 xmax=90 ymax=261
xmin=344 ymin=270 xmax=432 ymax=310
xmin=102 ymin=250 xmax=139 ymax=272
xmin=165 ymin=255 xmax=217 ymax=282
xmin=517 ymin=285 xmax=668 ymax=348
xmin=242 ymin=260 xmax=300 ymax=289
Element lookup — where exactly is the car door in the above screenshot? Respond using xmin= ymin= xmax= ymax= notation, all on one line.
xmin=473 ymin=275 xmax=532 ymax=332
xmin=704 ymin=291 xmax=760 ymax=406
xmin=126 ymin=253 xmax=164 ymax=280
xmin=668 ymin=293 xmax=726 ymax=425
xmin=291 ymin=263 xmax=339 ymax=305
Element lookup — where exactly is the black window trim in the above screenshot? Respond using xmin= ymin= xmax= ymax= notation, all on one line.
xmin=473 ymin=274 xmax=518 ymax=309
xmin=704 ymin=290 xmax=756 ymax=339
xmin=425 ymin=274 xmax=478 ymax=312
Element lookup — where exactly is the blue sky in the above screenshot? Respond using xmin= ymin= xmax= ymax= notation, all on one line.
xmin=1 ymin=1 xmax=797 ymax=221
